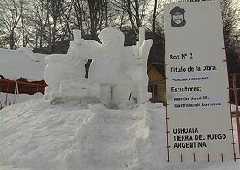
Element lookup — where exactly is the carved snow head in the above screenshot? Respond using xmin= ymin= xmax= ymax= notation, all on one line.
xmin=98 ymin=27 xmax=125 ymax=48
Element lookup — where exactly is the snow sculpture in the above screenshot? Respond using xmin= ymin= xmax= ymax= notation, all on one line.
xmin=44 ymin=30 xmax=101 ymax=102
xmin=131 ymin=27 xmax=153 ymax=104
xmin=88 ymin=28 xmax=133 ymax=108
xmin=44 ymin=27 xmax=153 ymax=108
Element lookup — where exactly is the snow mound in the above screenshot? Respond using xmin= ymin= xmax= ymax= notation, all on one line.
xmin=0 ymin=100 xmax=239 ymax=170
xmin=0 ymin=93 xmax=44 ymax=106
xmin=0 ymin=48 xmax=45 ymax=80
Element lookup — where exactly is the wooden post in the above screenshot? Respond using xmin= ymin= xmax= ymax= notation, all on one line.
xmin=233 ymin=74 xmax=240 ymax=154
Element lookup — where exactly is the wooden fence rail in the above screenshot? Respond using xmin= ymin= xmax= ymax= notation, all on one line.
xmin=229 ymin=73 xmax=240 ymax=158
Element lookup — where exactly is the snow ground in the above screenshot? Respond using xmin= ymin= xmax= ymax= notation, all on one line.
xmin=0 ymin=99 xmax=239 ymax=170
xmin=0 ymin=93 xmax=44 ymax=107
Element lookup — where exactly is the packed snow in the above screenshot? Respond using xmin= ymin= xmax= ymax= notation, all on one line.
xmin=0 ymin=93 xmax=44 ymax=108
xmin=0 ymin=99 xmax=239 ymax=170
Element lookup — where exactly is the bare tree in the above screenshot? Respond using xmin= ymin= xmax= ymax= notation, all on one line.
xmin=152 ymin=0 xmax=158 ymax=33
xmin=0 ymin=0 xmax=24 ymax=49
xmin=221 ymin=0 xmax=239 ymax=47
xmin=111 ymin=0 xmax=151 ymax=33
xmin=86 ymin=0 xmax=106 ymax=39
xmin=73 ymin=0 xmax=85 ymax=34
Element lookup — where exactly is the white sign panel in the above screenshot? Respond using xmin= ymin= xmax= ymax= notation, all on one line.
xmin=164 ymin=1 xmax=234 ymax=162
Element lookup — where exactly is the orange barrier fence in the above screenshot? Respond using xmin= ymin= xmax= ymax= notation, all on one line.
xmin=0 ymin=79 xmax=47 ymax=95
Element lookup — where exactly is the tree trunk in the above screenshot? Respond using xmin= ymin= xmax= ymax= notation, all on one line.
xmin=104 ymin=0 xmax=108 ymax=27
xmin=9 ymin=29 xmax=15 ymax=50
xmin=134 ymin=0 xmax=141 ymax=28
xmin=74 ymin=0 xmax=84 ymax=33
xmin=46 ymin=0 xmax=52 ymax=49
xmin=87 ymin=0 xmax=100 ymax=39
xmin=152 ymin=0 xmax=157 ymax=33
xmin=126 ymin=0 xmax=137 ymax=33
xmin=35 ymin=28 xmax=38 ymax=48
xmin=52 ymin=19 xmax=57 ymax=51
xmin=20 ymin=1 xmax=25 ymax=47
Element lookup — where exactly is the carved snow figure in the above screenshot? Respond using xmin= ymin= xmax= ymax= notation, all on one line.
xmin=58 ymin=30 xmax=101 ymax=103
xmin=88 ymin=27 xmax=153 ymax=108
xmin=131 ymin=27 xmax=153 ymax=104
xmin=44 ymin=27 xmax=153 ymax=108
xmin=44 ymin=30 xmax=101 ymax=102
xmin=88 ymin=27 xmax=134 ymax=108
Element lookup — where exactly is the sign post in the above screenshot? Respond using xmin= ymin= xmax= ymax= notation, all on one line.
xmin=164 ymin=1 xmax=235 ymax=162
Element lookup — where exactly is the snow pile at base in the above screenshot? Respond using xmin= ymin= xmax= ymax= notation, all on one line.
xmin=0 ymin=93 xmax=44 ymax=107
xmin=0 ymin=48 xmax=45 ymax=80
xmin=0 ymin=99 xmax=239 ymax=170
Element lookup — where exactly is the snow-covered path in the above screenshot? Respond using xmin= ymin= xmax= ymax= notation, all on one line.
xmin=69 ymin=106 xmax=143 ymax=170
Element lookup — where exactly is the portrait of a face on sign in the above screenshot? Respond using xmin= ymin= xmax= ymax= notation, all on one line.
xmin=170 ymin=6 xmax=186 ymax=27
